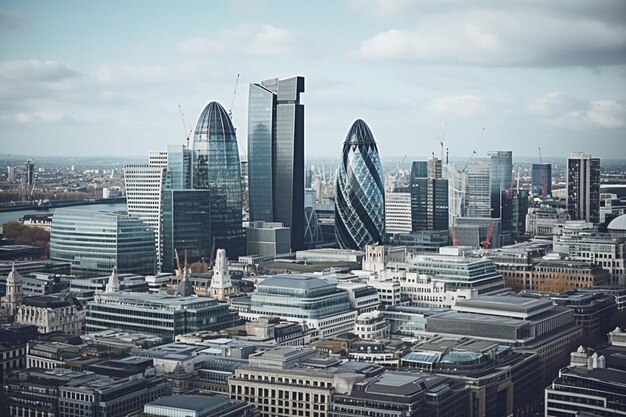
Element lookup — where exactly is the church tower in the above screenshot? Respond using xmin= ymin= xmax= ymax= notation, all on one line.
xmin=4 ymin=263 xmax=24 ymax=318
xmin=105 ymin=266 xmax=119 ymax=293
xmin=209 ymin=249 xmax=233 ymax=301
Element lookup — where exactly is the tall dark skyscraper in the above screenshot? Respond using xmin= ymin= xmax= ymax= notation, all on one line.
xmin=489 ymin=151 xmax=513 ymax=242
xmin=335 ymin=119 xmax=385 ymax=250
xmin=247 ymin=76 xmax=305 ymax=250
xmin=567 ymin=152 xmax=600 ymax=223
xmin=192 ymin=101 xmax=245 ymax=258
xmin=408 ymin=157 xmax=449 ymax=231
xmin=532 ymin=163 xmax=552 ymax=196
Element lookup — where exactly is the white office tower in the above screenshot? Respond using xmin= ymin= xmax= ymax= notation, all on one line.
xmin=443 ymin=164 xmax=466 ymax=226
xmin=209 ymin=249 xmax=233 ymax=301
xmin=465 ymin=159 xmax=491 ymax=217
xmin=124 ymin=164 xmax=166 ymax=270
xmin=385 ymin=192 xmax=412 ymax=234
xmin=105 ymin=267 xmax=119 ymax=293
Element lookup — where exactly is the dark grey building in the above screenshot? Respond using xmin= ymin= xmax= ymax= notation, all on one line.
xmin=531 ymin=163 xmax=552 ymax=196
xmin=567 ymin=152 xmax=600 ymax=223
xmin=335 ymin=119 xmax=385 ymax=250
xmin=192 ymin=101 xmax=245 ymax=258
xmin=247 ymin=76 xmax=305 ymax=251
xmin=161 ymin=189 xmax=212 ymax=272
xmin=408 ymin=158 xmax=448 ymax=232
xmin=489 ymin=151 xmax=513 ymax=243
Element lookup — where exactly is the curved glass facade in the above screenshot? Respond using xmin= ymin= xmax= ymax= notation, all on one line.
xmin=192 ymin=101 xmax=244 ymax=257
xmin=335 ymin=119 xmax=385 ymax=250
xmin=50 ymin=208 xmax=156 ymax=276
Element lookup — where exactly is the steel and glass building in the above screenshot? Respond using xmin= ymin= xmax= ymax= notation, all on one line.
xmin=247 ymin=76 xmax=305 ymax=250
xmin=192 ymin=101 xmax=245 ymax=258
xmin=531 ymin=163 xmax=552 ymax=196
xmin=408 ymin=158 xmax=449 ymax=231
xmin=86 ymin=292 xmax=239 ymax=340
xmin=50 ymin=208 xmax=156 ymax=276
xmin=465 ymin=159 xmax=491 ymax=218
xmin=335 ymin=119 xmax=385 ymax=250
xmin=489 ymin=151 xmax=513 ymax=238
xmin=161 ymin=189 xmax=212 ymax=272
xmin=567 ymin=152 xmax=600 ymax=223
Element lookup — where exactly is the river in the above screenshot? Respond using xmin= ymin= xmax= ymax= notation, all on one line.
xmin=0 ymin=202 xmax=128 ymax=225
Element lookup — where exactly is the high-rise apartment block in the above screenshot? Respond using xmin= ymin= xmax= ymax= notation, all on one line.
xmin=567 ymin=152 xmax=600 ymax=223
xmin=248 ymin=76 xmax=305 ymax=251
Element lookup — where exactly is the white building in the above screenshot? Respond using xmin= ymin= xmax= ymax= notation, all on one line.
xmin=124 ymin=164 xmax=166 ymax=269
xmin=368 ymin=279 xmax=402 ymax=306
xmin=354 ymin=310 xmax=390 ymax=340
xmin=400 ymin=250 xmax=506 ymax=309
xmin=15 ymin=296 xmax=85 ymax=335
xmin=384 ymin=192 xmax=412 ymax=234
xmin=1 ymin=263 xmax=23 ymax=318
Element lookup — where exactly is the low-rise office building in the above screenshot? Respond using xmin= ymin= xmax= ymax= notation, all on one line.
xmin=353 ymin=310 xmax=389 ymax=340
xmin=86 ymin=292 xmax=239 ymax=340
xmin=532 ymin=258 xmax=609 ymax=292
xmin=550 ymin=290 xmax=617 ymax=336
xmin=426 ymin=295 xmax=583 ymax=385
xmin=144 ymin=394 xmax=259 ymax=417
xmin=401 ymin=336 xmax=544 ymax=417
xmin=329 ymin=371 xmax=469 ymax=417
xmin=545 ymin=333 xmax=626 ymax=417
xmin=243 ymin=274 xmax=358 ymax=340
xmin=0 ymin=324 xmax=38 ymax=383
xmin=228 ymin=347 xmax=384 ymax=417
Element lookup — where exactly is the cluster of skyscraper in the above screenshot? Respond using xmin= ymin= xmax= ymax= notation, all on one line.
xmin=49 ymin=71 xmax=604 ymax=275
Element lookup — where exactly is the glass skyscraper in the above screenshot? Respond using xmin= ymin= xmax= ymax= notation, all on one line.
xmin=161 ymin=189 xmax=212 ymax=272
xmin=247 ymin=76 xmax=305 ymax=251
xmin=192 ymin=101 xmax=245 ymax=258
xmin=408 ymin=158 xmax=449 ymax=231
xmin=50 ymin=208 xmax=156 ymax=276
xmin=531 ymin=163 xmax=552 ymax=197
xmin=335 ymin=119 xmax=385 ymax=250
xmin=489 ymin=151 xmax=513 ymax=241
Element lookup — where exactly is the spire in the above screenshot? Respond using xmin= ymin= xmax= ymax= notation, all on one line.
xmin=210 ymin=249 xmax=232 ymax=290
xmin=7 ymin=262 xmax=21 ymax=284
xmin=105 ymin=266 xmax=119 ymax=293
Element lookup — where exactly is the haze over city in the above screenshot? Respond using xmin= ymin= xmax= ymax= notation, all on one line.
xmin=1 ymin=0 xmax=625 ymax=159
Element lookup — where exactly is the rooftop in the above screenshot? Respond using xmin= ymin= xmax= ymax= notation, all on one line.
xmin=147 ymin=394 xmax=231 ymax=412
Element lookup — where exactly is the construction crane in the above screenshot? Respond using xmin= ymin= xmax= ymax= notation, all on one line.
xmin=436 ymin=122 xmax=447 ymax=162
xmin=482 ymin=220 xmax=495 ymax=250
xmin=178 ymin=105 xmax=192 ymax=149
xmin=450 ymin=226 xmax=459 ymax=246
xmin=228 ymin=73 xmax=240 ymax=120
xmin=538 ymin=146 xmax=547 ymax=197
xmin=174 ymin=248 xmax=189 ymax=279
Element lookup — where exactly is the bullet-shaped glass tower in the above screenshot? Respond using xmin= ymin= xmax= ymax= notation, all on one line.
xmin=192 ymin=101 xmax=244 ymax=257
xmin=335 ymin=119 xmax=385 ymax=249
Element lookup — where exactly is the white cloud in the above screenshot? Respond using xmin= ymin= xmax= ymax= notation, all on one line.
xmin=248 ymin=25 xmax=295 ymax=55
xmin=178 ymin=24 xmax=294 ymax=57
xmin=12 ymin=111 xmax=73 ymax=124
xmin=529 ymin=92 xmax=626 ymax=128
xmin=95 ymin=64 xmax=169 ymax=85
xmin=587 ymin=100 xmax=626 ymax=128
xmin=430 ymin=95 xmax=486 ymax=119
xmin=357 ymin=9 xmax=626 ymax=66
xmin=0 ymin=59 xmax=79 ymax=81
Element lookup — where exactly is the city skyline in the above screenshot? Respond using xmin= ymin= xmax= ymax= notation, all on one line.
xmin=1 ymin=1 xmax=625 ymax=159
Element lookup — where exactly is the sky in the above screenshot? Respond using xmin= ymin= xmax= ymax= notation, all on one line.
xmin=0 ymin=0 xmax=625 ymax=160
